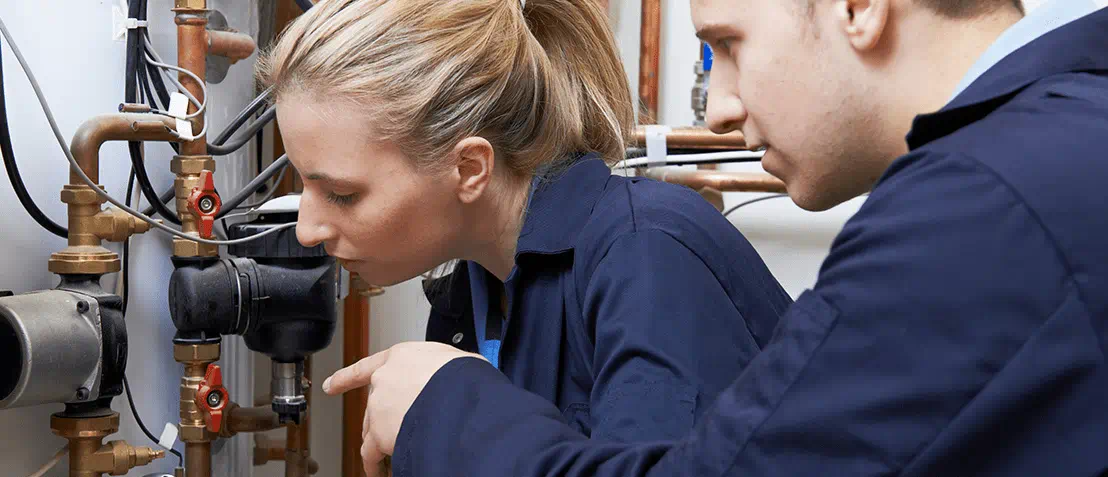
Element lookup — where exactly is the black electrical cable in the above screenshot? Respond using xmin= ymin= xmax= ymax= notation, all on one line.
xmin=214 ymin=89 xmax=271 ymax=146
xmin=0 ymin=34 xmax=68 ymax=238
xmin=723 ymin=194 xmax=790 ymax=217
xmin=295 ymin=0 xmax=315 ymax=11
xmin=207 ymin=107 xmax=277 ymax=156
xmin=124 ymin=0 xmax=179 ymax=224
xmin=121 ymin=162 xmax=184 ymax=468
xmin=216 ymin=154 xmax=290 ymax=217
xmin=123 ymin=377 xmax=184 ymax=467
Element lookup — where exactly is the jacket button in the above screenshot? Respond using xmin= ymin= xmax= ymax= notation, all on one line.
xmin=452 ymin=332 xmax=464 ymax=344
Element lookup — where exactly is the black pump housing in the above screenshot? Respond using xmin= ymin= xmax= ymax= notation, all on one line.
xmin=168 ymin=210 xmax=338 ymax=361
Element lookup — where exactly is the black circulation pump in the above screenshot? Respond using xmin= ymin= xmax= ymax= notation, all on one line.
xmin=168 ymin=203 xmax=337 ymax=423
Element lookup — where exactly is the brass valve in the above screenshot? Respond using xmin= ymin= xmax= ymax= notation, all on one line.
xmin=94 ymin=441 xmax=166 ymax=475
xmin=94 ymin=208 xmax=155 ymax=242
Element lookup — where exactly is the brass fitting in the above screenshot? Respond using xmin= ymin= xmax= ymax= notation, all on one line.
xmin=173 ymin=0 xmax=208 ymax=12
xmin=95 ymin=208 xmax=155 ymax=242
xmin=350 ymin=274 xmax=386 ymax=297
xmin=175 ymin=343 xmax=221 ymax=445
xmin=51 ymin=413 xmax=164 ymax=477
xmin=171 ymin=155 xmax=219 ymax=258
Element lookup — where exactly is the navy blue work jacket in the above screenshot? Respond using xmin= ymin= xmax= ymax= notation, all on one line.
xmin=394 ymin=7 xmax=1108 ymax=477
xmin=420 ymin=155 xmax=792 ymax=444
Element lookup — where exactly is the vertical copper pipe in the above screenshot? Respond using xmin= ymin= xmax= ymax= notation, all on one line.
xmin=175 ymin=11 xmax=208 ymax=155
xmin=638 ymin=0 xmax=661 ymax=124
xmin=185 ymin=442 xmax=211 ymax=477
xmin=343 ymin=276 xmax=371 ymax=477
xmin=285 ymin=357 xmax=311 ymax=477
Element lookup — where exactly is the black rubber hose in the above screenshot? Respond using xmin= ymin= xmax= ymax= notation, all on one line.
xmin=0 ymin=34 xmax=67 ymax=238
xmin=207 ymin=107 xmax=277 ymax=156
xmin=216 ymin=154 xmax=290 ymax=218
xmin=129 ymin=141 xmax=181 ymax=224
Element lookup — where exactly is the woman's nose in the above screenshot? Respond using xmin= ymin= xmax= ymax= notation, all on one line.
xmin=295 ymin=191 xmax=336 ymax=249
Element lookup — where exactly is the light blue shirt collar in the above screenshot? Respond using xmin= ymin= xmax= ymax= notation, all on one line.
xmin=949 ymin=0 xmax=1102 ymax=102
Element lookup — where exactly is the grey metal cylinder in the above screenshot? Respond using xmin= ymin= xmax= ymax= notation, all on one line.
xmin=0 ymin=290 xmax=102 ymax=409
xmin=271 ymin=360 xmax=306 ymax=423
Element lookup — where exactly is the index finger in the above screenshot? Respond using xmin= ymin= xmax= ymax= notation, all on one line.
xmin=323 ymin=348 xmax=391 ymax=395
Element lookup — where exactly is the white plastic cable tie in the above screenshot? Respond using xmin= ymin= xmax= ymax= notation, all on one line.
xmin=168 ymin=92 xmax=195 ymax=140
xmin=112 ymin=1 xmax=150 ymax=41
xmin=644 ymin=125 xmax=672 ymax=167
xmin=158 ymin=423 xmax=179 ymax=450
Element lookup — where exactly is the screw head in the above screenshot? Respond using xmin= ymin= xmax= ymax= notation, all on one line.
xmin=76 ymin=300 xmax=90 ymax=314
xmin=206 ymin=391 xmax=222 ymax=407
xmin=199 ymin=196 xmax=215 ymax=213
xmin=76 ymin=387 xmax=90 ymax=400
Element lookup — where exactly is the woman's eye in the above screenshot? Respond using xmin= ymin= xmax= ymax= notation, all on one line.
xmin=326 ymin=192 xmax=357 ymax=207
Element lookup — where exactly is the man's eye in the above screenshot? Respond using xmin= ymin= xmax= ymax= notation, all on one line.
xmin=326 ymin=192 xmax=356 ymax=207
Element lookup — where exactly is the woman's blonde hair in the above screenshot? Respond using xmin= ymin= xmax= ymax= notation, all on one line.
xmin=258 ymin=0 xmax=634 ymax=175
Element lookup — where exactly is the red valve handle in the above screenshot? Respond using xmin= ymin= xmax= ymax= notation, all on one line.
xmin=195 ymin=363 xmax=228 ymax=434
xmin=187 ymin=170 xmax=222 ymax=239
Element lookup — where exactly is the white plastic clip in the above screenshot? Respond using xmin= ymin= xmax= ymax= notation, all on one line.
xmin=168 ymin=92 xmax=196 ymax=141
xmin=644 ymin=125 xmax=672 ymax=167
xmin=158 ymin=423 xmax=179 ymax=450
xmin=112 ymin=1 xmax=150 ymax=42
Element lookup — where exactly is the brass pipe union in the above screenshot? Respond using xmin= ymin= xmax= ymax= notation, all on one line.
xmin=51 ymin=413 xmax=164 ymax=476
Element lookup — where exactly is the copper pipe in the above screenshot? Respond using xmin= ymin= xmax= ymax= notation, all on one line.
xmin=224 ymin=404 xmax=282 ymax=436
xmin=255 ymin=435 xmax=320 ymax=474
xmin=174 ymin=343 xmax=219 ymax=477
xmin=630 ymin=127 xmax=748 ymax=151
xmin=643 ymin=168 xmax=787 ymax=193
xmin=175 ymin=11 xmax=208 ymax=156
xmin=69 ymin=113 xmax=178 ymax=185
xmin=286 ymin=357 xmax=312 ymax=477
xmin=343 ymin=274 xmax=372 ymax=477
xmin=185 ymin=442 xmax=211 ymax=477
xmin=207 ymin=30 xmax=256 ymax=64
xmin=638 ymin=0 xmax=661 ymax=123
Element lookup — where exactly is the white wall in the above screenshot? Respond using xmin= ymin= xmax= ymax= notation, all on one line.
xmin=0 ymin=1 xmax=260 ymax=475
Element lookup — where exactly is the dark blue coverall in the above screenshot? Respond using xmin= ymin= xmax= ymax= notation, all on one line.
xmin=422 ymin=155 xmax=792 ymax=443
xmin=395 ymin=6 xmax=1108 ymax=476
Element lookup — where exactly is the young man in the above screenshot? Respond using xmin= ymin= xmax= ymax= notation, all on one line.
xmin=325 ymin=0 xmax=1108 ymax=475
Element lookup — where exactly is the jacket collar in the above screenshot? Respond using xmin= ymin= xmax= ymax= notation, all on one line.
xmin=907 ymin=6 xmax=1108 ymax=150
xmin=515 ymin=154 xmax=612 ymax=256
xmin=422 ymin=154 xmax=611 ymax=313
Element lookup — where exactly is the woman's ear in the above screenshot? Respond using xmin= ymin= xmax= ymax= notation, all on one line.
xmin=452 ymin=137 xmax=496 ymax=204
xmin=833 ymin=0 xmax=890 ymax=52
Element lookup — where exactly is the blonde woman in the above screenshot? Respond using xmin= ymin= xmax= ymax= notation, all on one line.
xmin=261 ymin=0 xmax=791 ymax=464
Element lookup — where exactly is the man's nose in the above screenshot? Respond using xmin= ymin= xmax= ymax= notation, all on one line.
xmin=705 ymin=67 xmax=747 ymax=134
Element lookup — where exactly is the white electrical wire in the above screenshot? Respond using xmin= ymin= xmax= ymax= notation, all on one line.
xmin=26 ymin=445 xmax=67 ymax=477
xmin=0 ymin=15 xmax=296 ymax=246
xmin=615 ymin=149 xmax=766 ymax=169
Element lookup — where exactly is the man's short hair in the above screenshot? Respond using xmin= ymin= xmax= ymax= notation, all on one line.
xmin=803 ymin=0 xmax=1024 ymax=18
xmin=918 ymin=0 xmax=1024 ymax=17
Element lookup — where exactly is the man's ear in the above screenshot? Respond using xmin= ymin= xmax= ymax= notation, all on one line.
xmin=833 ymin=0 xmax=890 ymax=51
xmin=452 ymin=137 xmax=496 ymax=204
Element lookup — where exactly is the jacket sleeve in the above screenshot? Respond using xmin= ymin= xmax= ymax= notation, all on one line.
xmin=580 ymin=229 xmax=773 ymax=442
xmin=391 ymin=151 xmax=1081 ymax=477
